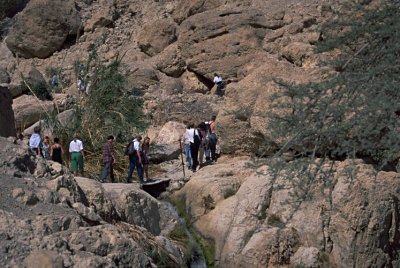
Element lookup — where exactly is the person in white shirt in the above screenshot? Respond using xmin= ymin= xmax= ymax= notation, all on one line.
xmin=187 ymin=124 xmax=201 ymax=172
xmin=213 ymin=73 xmax=224 ymax=97
xmin=29 ymin=126 xmax=42 ymax=156
xmin=69 ymin=133 xmax=84 ymax=176
xmin=181 ymin=124 xmax=192 ymax=169
xmin=127 ymin=135 xmax=144 ymax=183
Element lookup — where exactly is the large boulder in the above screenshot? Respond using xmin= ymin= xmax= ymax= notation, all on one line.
xmin=176 ymin=156 xmax=400 ymax=267
xmin=84 ymin=2 xmax=117 ymax=32
xmin=154 ymin=44 xmax=186 ymax=78
xmin=23 ymin=109 xmax=75 ymax=136
xmin=177 ymin=8 xmax=285 ymax=81
xmin=138 ymin=19 xmax=177 ymax=57
xmin=103 ymin=183 xmax=163 ymax=235
xmin=13 ymin=95 xmax=54 ymax=130
xmin=5 ymin=0 xmax=81 ymax=58
xmin=155 ymin=121 xmax=186 ymax=145
xmin=217 ymin=58 xmax=318 ymax=155
xmin=0 ymin=86 xmax=16 ymax=137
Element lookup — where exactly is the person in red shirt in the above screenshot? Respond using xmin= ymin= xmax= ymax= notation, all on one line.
xmin=99 ymin=135 xmax=115 ymax=183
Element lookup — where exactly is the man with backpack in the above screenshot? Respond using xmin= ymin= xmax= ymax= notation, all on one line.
xmin=126 ymin=135 xmax=144 ymax=183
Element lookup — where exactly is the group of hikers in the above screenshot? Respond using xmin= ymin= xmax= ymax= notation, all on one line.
xmin=28 ymin=126 xmax=63 ymax=164
xmin=181 ymin=115 xmax=218 ymax=172
xmin=27 ymin=115 xmax=219 ymax=184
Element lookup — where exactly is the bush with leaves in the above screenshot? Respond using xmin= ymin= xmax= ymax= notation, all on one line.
xmin=28 ymin=80 xmax=53 ymax=101
xmin=46 ymin=50 xmax=147 ymax=180
xmin=268 ymin=1 xmax=400 ymax=170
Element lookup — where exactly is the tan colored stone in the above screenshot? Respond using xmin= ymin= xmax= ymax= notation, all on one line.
xmin=24 ymin=250 xmax=63 ymax=268
xmin=13 ymin=95 xmax=54 ymax=130
xmin=155 ymin=121 xmax=186 ymax=145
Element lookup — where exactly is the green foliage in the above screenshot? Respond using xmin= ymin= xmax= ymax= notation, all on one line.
xmin=167 ymin=195 xmax=216 ymax=267
xmin=29 ymin=80 xmax=53 ymax=101
xmin=46 ymin=45 xmax=147 ymax=179
xmin=223 ymin=187 xmax=236 ymax=199
xmin=202 ymin=194 xmax=215 ymax=211
xmin=267 ymin=213 xmax=284 ymax=228
xmin=268 ymin=1 xmax=400 ymax=169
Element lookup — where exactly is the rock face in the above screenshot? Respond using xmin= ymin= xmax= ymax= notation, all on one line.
xmin=0 ymin=137 xmax=186 ymax=267
xmin=0 ymin=86 xmax=16 ymax=137
xmin=12 ymin=95 xmax=54 ymax=130
xmin=175 ymin=156 xmax=400 ymax=267
xmin=5 ymin=0 xmax=81 ymax=58
xmin=217 ymin=58 xmax=319 ymax=155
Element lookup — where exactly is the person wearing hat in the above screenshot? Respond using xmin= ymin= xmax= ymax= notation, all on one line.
xmin=69 ymin=133 xmax=84 ymax=176
xmin=99 ymin=135 xmax=115 ymax=183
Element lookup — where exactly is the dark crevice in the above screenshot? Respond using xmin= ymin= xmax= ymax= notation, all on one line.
xmin=186 ymin=69 xmax=214 ymax=89
xmin=62 ymin=31 xmax=83 ymax=50
xmin=219 ymin=11 xmax=243 ymax=17
xmin=208 ymin=30 xmax=229 ymax=40
xmin=249 ymin=23 xmax=268 ymax=29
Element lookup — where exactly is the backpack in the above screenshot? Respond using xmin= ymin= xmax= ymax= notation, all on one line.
xmin=192 ymin=129 xmax=201 ymax=147
xmin=124 ymin=141 xmax=136 ymax=155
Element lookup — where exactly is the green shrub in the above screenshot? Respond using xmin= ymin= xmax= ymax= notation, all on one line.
xmin=267 ymin=213 xmax=284 ymax=228
xmin=30 ymin=80 xmax=53 ymax=101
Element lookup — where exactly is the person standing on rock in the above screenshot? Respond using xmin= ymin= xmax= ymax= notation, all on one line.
xmin=188 ymin=123 xmax=201 ymax=172
xmin=213 ymin=73 xmax=224 ymax=97
xmin=29 ymin=126 xmax=42 ymax=156
xmin=50 ymin=137 xmax=63 ymax=164
xmin=127 ymin=135 xmax=144 ymax=184
xmin=69 ymin=133 xmax=84 ymax=177
xmin=197 ymin=122 xmax=207 ymax=168
xmin=99 ymin=135 xmax=115 ymax=183
xmin=142 ymin=137 xmax=151 ymax=182
xmin=208 ymin=115 xmax=218 ymax=162
xmin=181 ymin=124 xmax=192 ymax=170
xmin=41 ymin=136 xmax=51 ymax=160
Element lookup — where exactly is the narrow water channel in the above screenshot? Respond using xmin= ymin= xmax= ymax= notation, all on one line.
xmin=160 ymin=201 xmax=207 ymax=268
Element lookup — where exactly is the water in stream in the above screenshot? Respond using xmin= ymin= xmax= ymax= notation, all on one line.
xmin=160 ymin=201 xmax=207 ymax=268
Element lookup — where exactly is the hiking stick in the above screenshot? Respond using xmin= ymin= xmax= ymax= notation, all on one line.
xmin=179 ymin=140 xmax=186 ymax=178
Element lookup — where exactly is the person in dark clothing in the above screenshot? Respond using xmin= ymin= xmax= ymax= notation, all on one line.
xmin=99 ymin=135 xmax=115 ymax=183
xmin=50 ymin=137 xmax=63 ymax=164
xmin=127 ymin=135 xmax=144 ymax=183
xmin=188 ymin=124 xmax=201 ymax=172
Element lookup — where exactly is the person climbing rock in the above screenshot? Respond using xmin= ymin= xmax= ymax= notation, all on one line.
xmin=213 ymin=73 xmax=224 ymax=97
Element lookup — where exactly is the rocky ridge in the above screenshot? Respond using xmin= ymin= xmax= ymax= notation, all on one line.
xmin=175 ymin=156 xmax=400 ymax=267
xmin=0 ymin=137 xmax=188 ymax=267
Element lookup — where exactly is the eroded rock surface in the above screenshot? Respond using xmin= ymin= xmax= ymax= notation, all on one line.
xmin=175 ymin=156 xmax=400 ymax=267
xmin=0 ymin=137 xmax=185 ymax=267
